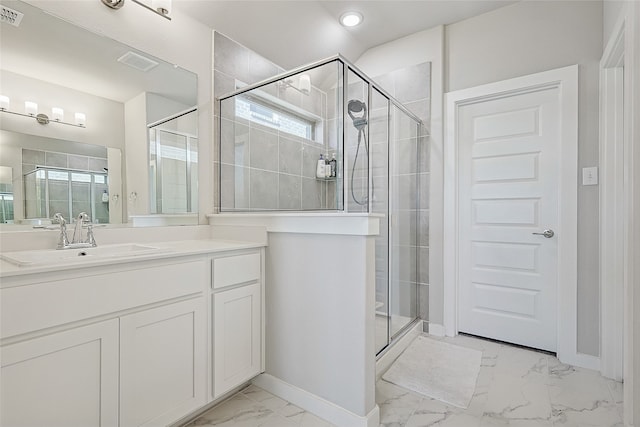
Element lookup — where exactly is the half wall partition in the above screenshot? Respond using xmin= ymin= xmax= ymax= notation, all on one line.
xmin=218 ymin=55 xmax=427 ymax=355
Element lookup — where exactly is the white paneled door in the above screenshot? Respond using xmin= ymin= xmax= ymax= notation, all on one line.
xmin=456 ymin=84 xmax=563 ymax=352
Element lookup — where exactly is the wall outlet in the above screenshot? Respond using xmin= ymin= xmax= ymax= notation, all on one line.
xmin=582 ymin=166 xmax=598 ymax=186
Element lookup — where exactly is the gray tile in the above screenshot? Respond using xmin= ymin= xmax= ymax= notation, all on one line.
xmin=248 ymin=51 xmax=280 ymax=85
xmin=88 ymin=158 xmax=107 ymax=172
xmin=418 ymin=283 xmax=429 ymax=319
xmin=250 ymin=128 xmax=278 ymax=172
xmin=220 ymin=164 xmax=250 ymax=210
xmin=418 ymin=209 xmax=429 ymax=247
xmin=301 ymin=177 xmax=323 ymax=210
xmin=301 ymin=144 xmax=323 ymax=179
xmin=214 ymin=70 xmax=236 ymax=99
xmin=418 ymin=135 xmax=430 ymax=173
xmin=250 ymin=169 xmax=278 ymax=209
xmin=221 ymin=119 xmax=250 ymax=166
xmin=45 ymin=152 xmax=67 ymax=168
xmin=301 ymin=86 xmax=323 ymax=117
xmin=71 ymin=182 xmax=90 ymax=202
xmin=404 ymin=99 xmax=431 ymax=126
xmin=22 ymin=149 xmax=45 ymax=165
xmin=278 ymin=174 xmax=301 ymax=210
xmin=419 ymin=173 xmax=430 ymax=210
xmin=391 ymin=62 xmax=431 ymax=103
xmin=391 ymin=174 xmax=417 ymax=210
xmin=48 ymin=181 xmax=69 ymax=201
xmin=278 ymin=137 xmax=302 ymax=176
xmin=214 ymin=32 xmax=249 ymax=82
xmin=68 ymin=155 xmax=89 ymax=171
xmin=418 ymin=246 xmax=429 ymax=285
xmin=48 ymin=201 xmax=69 ymax=219
xmin=372 ymin=73 xmax=395 ymax=96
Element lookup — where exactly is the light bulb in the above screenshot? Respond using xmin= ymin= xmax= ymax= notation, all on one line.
xmin=75 ymin=112 xmax=86 ymax=127
xmin=340 ymin=12 xmax=363 ymax=27
xmin=25 ymin=101 xmax=37 ymax=116
xmin=52 ymin=107 xmax=64 ymax=122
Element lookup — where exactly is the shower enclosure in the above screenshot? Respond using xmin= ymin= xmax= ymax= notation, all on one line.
xmin=23 ymin=167 xmax=109 ymax=223
xmin=219 ymin=55 xmax=427 ymax=355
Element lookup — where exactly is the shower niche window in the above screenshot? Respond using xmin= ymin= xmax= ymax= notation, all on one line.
xmin=218 ymin=55 xmax=429 ymax=355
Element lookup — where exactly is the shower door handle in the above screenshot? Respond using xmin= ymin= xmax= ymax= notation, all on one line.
xmin=532 ymin=229 xmax=554 ymax=238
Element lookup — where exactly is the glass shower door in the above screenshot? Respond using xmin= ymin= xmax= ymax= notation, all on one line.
xmin=389 ymin=105 xmax=419 ymax=338
xmin=370 ymin=88 xmax=390 ymax=354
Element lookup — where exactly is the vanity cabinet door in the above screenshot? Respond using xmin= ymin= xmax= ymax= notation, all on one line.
xmin=120 ymin=298 xmax=206 ymax=427
xmin=213 ymin=282 xmax=262 ymax=397
xmin=1 ymin=319 xmax=119 ymax=427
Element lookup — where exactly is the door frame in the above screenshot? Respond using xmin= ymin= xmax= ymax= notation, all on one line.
xmin=599 ymin=13 xmax=625 ymax=382
xmin=443 ymin=65 xmax=587 ymax=368
xmin=600 ymin=3 xmax=640 ymax=425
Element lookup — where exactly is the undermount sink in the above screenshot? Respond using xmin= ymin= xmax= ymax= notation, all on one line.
xmin=0 ymin=244 xmax=164 ymax=267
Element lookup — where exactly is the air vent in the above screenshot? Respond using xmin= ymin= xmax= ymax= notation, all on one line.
xmin=1 ymin=4 xmax=24 ymax=27
xmin=117 ymin=51 xmax=159 ymax=72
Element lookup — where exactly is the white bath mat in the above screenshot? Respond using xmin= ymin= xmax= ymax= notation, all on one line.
xmin=382 ymin=336 xmax=481 ymax=408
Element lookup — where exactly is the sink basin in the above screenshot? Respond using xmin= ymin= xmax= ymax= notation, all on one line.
xmin=0 ymin=244 xmax=164 ymax=267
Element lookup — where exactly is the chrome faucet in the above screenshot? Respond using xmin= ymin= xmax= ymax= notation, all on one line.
xmin=54 ymin=212 xmax=97 ymax=249
xmin=53 ymin=213 xmax=70 ymax=249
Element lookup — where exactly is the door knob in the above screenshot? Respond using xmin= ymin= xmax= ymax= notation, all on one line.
xmin=532 ymin=229 xmax=554 ymax=238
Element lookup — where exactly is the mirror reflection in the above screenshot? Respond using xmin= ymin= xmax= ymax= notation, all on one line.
xmin=0 ymin=0 xmax=198 ymax=226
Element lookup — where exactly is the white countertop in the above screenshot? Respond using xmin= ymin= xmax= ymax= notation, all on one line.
xmin=0 ymin=239 xmax=264 ymax=279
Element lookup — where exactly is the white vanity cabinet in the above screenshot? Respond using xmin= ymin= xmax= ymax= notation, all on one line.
xmin=0 ymin=242 xmax=265 ymax=427
xmin=212 ymin=252 xmax=264 ymax=398
xmin=1 ymin=319 xmax=120 ymax=427
xmin=120 ymin=298 xmax=206 ymax=427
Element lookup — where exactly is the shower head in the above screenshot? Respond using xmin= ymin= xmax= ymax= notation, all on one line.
xmin=348 ymin=99 xmax=366 ymax=114
xmin=347 ymin=99 xmax=367 ymax=130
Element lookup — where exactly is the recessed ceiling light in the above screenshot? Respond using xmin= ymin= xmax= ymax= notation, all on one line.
xmin=340 ymin=11 xmax=363 ymax=27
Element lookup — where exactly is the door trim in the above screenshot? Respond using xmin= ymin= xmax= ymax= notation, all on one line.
xmin=599 ymin=15 xmax=625 ymax=382
xmin=443 ymin=65 xmax=588 ymax=368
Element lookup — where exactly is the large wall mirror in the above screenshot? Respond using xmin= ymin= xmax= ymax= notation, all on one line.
xmin=0 ymin=0 xmax=198 ymax=226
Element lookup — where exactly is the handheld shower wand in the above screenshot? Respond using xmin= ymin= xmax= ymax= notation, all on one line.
xmin=348 ymin=99 xmax=368 ymax=130
xmin=348 ymin=99 xmax=370 ymax=206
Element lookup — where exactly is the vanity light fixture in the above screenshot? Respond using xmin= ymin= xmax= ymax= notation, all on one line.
xmin=101 ymin=0 xmax=172 ymax=21
xmin=340 ymin=11 xmax=363 ymax=27
xmin=0 ymin=96 xmax=86 ymax=128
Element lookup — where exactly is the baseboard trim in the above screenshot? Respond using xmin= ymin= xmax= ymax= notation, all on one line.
xmin=252 ymin=374 xmax=380 ymax=427
xmin=561 ymin=352 xmax=601 ymax=372
xmin=428 ymin=322 xmax=446 ymax=337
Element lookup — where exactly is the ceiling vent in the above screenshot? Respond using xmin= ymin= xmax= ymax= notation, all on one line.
xmin=117 ymin=51 xmax=159 ymax=72
xmin=1 ymin=5 xmax=24 ymax=27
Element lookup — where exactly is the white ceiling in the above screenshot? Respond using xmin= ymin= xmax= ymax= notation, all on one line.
xmin=177 ymin=0 xmax=518 ymax=70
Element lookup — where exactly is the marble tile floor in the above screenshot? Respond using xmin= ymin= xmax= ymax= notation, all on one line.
xmin=186 ymin=334 xmax=624 ymax=427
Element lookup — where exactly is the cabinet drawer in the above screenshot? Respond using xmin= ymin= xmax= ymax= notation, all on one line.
xmin=1 ymin=259 xmax=207 ymax=339
xmin=212 ymin=252 xmax=261 ymax=289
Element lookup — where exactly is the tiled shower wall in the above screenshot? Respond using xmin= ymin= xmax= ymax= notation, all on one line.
xmin=214 ymin=32 xmax=336 ymax=211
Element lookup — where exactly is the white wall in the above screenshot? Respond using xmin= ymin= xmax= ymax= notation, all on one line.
xmin=125 ymin=93 xmax=149 ymax=218
xmin=264 ymin=232 xmax=376 ymax=421
xmin=603 ymin=0 xmax=628 ymax=42
xmin=357 ymin=0 xmax=603 ymax=356
xmin=24 ymin=0 xmax=214 ymax=224
xmin=447 ymin=0 xmax=603 ymax=357
xmin=0 ymin=71 xmax=124 ymax=150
